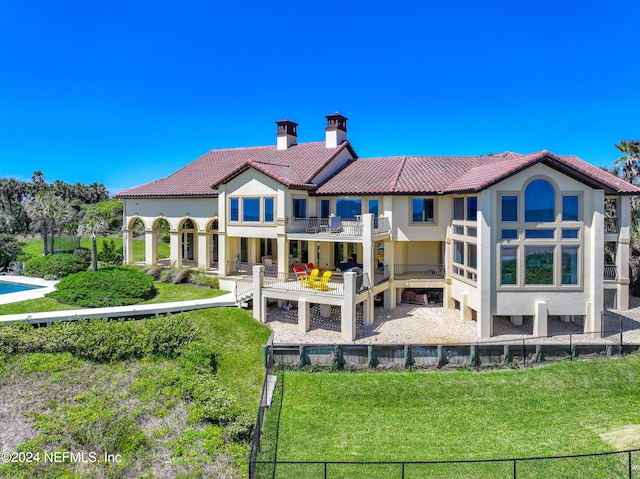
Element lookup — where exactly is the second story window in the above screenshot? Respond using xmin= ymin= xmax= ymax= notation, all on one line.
xmin=412 ymin=198 xmax=435 ymax=223
xmin=264 ymin=198 xmax=274 ymax=222
xmin=336 ymin=198 xmax=362 ymax=219
xmin=243 ymin=198 xmax=260 ymax=222
xmin=368 ymin=199 xmax=379 ymax=217
xmin=293 ymin=198 xmax=307 ymax=218
xmin=230 ymin=198 xmax=239 ymax=222
xmin=525 ymin=179 xmax=555 ymax=222
xmin=467 ymin=197 xmax=477 ymax=221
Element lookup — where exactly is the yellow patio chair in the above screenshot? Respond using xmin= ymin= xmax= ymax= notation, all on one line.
xmin=313 ymin=271 xmax=332 ymax=291
xmin=300 ymin=268 xmax=319 ymax=288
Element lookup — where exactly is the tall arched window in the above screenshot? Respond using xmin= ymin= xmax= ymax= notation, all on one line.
xmin=525 ymin=179 xmax=555 ymax=222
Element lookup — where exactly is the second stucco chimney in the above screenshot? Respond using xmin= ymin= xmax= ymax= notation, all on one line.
xmin=325 ymin=113 xmax=348 ymax=148
xmin=276 ymin=118 xmax=298 ymax=150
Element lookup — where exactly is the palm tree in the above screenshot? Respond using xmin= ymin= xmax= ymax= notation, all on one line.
xmin=614 ymin=140 xmax=640 ymax=183
xmin=25 ymin=191 xmax=73 ymax=255
xmin=77 ymin=214 xmax=108 ymax=271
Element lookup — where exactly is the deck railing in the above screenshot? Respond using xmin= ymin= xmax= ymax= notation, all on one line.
xmin=394 ymin=264 xmax=445 ymax=280
xmin=285 ymin=216 xmax=390 ymax=238
xmin=604 ymin=264 xmax=618 ymax=281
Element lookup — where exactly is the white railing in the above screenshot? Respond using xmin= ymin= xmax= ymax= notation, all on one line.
xmin=604 ymin=264 xmax=618 ymax=281
xmin=394 ymin=264 xmax=446 ymax=280
xmin=285 ymin=216 xmax=391 ymax=238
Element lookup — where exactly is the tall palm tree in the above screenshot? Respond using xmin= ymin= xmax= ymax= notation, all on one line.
xmin=614 ymin=140 xmax=640 ymax=183
xmin=25 ymin=191 xmax=73 ymax=255
xmin=77 ymin=214 xmax=108 ymax=271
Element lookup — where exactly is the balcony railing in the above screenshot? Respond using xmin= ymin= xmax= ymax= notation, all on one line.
xmin=394 ymin=264 xmax=445 ymax=280
xmin=604 ymin=264 xmax=618 ymax=281
xmin=285 ymin=216 xmax=391 ymax=238
xmin=258 ymin=271 xmax=370 ymax=296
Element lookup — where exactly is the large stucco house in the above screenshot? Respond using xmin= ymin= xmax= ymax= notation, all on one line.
xmin=116 ymin=114 xmax=639 ymax=340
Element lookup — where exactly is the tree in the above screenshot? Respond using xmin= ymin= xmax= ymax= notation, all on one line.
xmin=25 ymin=191 xmax=74 ymax=255
xmin=614 ymin=140 xmax=640 ymax=183
xmin=0 ymin=234 xmax=24 ymax=269
xmin=77 ymin=214 xmax=108 ymax=271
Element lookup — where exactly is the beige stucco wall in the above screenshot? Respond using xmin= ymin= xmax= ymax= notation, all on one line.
xmin=123 ymin=197 xmax=218 ymax=231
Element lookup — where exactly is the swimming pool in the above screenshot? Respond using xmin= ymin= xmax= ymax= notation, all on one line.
xmin=0 ymin=280 xmax=44 ymax=295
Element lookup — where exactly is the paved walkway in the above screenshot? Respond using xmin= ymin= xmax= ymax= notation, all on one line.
xmin=267 ymin=300 xmax=640 ymax=345
xmin=0 ymin=275 xmax=237 ymax=324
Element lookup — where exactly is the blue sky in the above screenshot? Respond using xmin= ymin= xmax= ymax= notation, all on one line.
xmin=1 ymin=0 xmax=639 ymax=195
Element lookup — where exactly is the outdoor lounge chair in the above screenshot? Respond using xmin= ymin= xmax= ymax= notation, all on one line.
xmin=300 ymin=268 xmax=319 ymax=288
xmin=328 ymin=216 xmax=342 ymax=233
xmin=292 ymin=265 xmax=307 ymax=280
xmin=313 ymin=271 xmax=332 ymax=291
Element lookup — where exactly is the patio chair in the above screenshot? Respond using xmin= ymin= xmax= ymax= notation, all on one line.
xmin=305 ymin=262 xmax=315 ymax=272
xmin=313 ymin=271 xmax=332 ymax=291
xmin=292 ymin=265 xmax=307 ymax=280
xmin=300 ymin=268 xmax=319 ymax=288
xmin=328 ymin=216 xmax=342 ymax=233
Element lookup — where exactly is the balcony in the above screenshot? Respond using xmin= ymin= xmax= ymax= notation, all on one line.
xmin=285 ymin=216 xmax=391 ymax=240
xmin=604 ymin=264 xmax=618 ymax=282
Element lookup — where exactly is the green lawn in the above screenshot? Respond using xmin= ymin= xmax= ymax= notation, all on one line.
xmin=0 ymin=282 xmax=227 ymax=315
xmin=21 ymin=237 xmax=170 ymax=262
xmin=264 ymin=356 xmax=640 ymax=464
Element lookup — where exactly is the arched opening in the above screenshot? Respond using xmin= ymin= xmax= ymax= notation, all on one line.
xmin=153 ymin=218 xmax=171 ymax=265
xmin=180 ymin=218 xmax=197 ymax=265
xmin=129 ymin=217 xmax=146 ymax=263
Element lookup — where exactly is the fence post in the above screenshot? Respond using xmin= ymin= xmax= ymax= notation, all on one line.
xmin=368 ymin=345 xmax=375 ymax=369
xmin=522 ymin=339 xmax=526 ymax=368
xmin=620 ymin=314 xmax=624 ymax=356
xmin=628 ymin=450 xmax=632 ymax=479
xmin=299 ymin=345 xmax=306 ymax=368
xmin=504 ymin=345 xmax=510 ymax=366
xmin=404 ymin=345 xmax=411 ymax=370
xmin=513 ymin=458 xmax=517 ymax=479
xmin=535 ymin=345 xmax=543 ymax=364
xmin=437 ymin=345 xmax=447 ymax=368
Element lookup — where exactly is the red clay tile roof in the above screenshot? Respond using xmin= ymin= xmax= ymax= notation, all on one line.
xmin=315 ymin=151 xmax=640 ymax=195
xmin=115 ymin=141 xmax=355 ymax=198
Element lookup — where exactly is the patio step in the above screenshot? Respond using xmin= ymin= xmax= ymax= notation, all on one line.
xmin=236 ymin=290 xmax=253 ymax=307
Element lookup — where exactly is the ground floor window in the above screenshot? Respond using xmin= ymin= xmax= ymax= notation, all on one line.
xmin=501 ymin=246 xmax=517 ymax=285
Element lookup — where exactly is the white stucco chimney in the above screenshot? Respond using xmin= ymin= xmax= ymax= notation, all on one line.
xmin=276 ymin=119 xmax=298 ymax=150
xmin=325 ymin=113 xmax=348 ymax=148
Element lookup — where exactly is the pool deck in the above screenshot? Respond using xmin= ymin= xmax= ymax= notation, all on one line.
xmin=0 ymin=275 xmax=58 ymax=304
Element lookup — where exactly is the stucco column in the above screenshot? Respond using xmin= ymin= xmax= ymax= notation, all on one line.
xmin=170 ymin=231 xmax=180 ymax=267
xmin=218 ymin=231 xmax=227 ymax=276
xmin=252 ymin=265 xmax=264 ymax=322
xmin=476 ymin=192 xmax=493 ymax=338
xmin=122 ymin=229 xmax=132 ymax=265
xmin=616 ymin=196 xmax=631 ymax=310
xmin=277 ymin=233 xmax=288 ymax=275
xmin=144 ymin=230 xmax=156 ymax=266
xmin=533 ymin=301 xmax=548 ymax=337
xmin=586 ymin=190 xmax=604 ymax=334
xmin=362 ymin=213 xmax=374 ymax=286
xmin=383 ymin=240 xmax=395 ymax=308
xmin=197 ymin=232 xmax=208 ymax=270
xmin=341 ymin=272 xmax=357 ymax=341
xmin=298 ymin=299 xmax=310 ymax=332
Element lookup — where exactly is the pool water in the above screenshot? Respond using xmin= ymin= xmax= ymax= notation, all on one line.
xmin=0 ymin=281 xmax=43 ymax=295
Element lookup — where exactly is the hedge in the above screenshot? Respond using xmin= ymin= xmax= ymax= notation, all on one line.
xmin=24 ymin=253 xmax=87 ymax=279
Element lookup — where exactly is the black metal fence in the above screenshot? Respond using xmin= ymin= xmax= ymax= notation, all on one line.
xmin=252 ymin=448 xmax=640 ymax=478
xmin=249 ymin=333 xmax=274 ymax=479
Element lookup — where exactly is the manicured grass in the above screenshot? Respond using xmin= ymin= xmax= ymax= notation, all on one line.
xmin=21 ymin=237 xmax=170 ymax=262
xmin=266 ymin=355 xmax=640 ymax=463
xmin=0 ymin=282 xmax=227 ymax=315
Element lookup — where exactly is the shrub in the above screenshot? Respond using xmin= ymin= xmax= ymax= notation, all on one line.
xmin=143 ymin=265 xmax=165 ymax=280
xmin=191 ymin=273 xmax=219 ymax=289
xmin=0 ymin=234 xmax=24 ymax=269
xmin=98 ymin=238 xmax=124 ymax=265
xmin=0 ymin=314 xmax=200 ymax=362
xmin=73 ymin=247 xmax=92 ymax=269
xmin=47 ymin=267 xmax=156 ymax=307
xmin=159 ymin=267 xmax=194 ymax=284
xmin=24 ymin=253 xmax=87 ymax=279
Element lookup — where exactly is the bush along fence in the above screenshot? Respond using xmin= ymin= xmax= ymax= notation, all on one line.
xmin=268 ymin=339 xmax=639 ymax=371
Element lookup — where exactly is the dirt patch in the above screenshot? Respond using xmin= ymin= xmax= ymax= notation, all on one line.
xmin=600 ymin=425 xmax=640 ymax=449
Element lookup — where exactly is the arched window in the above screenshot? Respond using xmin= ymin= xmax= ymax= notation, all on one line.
xmin=525 ymin=179 xmax=555 ymax=222
xmin=182 ymin=219 xmax=195 ymax=229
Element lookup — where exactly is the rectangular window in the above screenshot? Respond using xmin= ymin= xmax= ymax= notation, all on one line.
xmin=242 ymin=198 xmax=260 ymax=222
xmin=562 ymin=228 xmax=579 ymax=239
xmin=320 ymin=199 xmax=330 ymax=218
xmin=453 ymin=197 xmax=464 ymax=220
xmin=501 ymin=229 xmax=518 ymax=239
xmin=336 ymin=198 xmax=362 ymax=219
xmin=230 ymin=198 xmax=239 ymax=222
xmin=501 ymin=246 xmax=517 ymax=285
xmin=467 ymin=243 xmax=477 ymax=269
xmin=412 ymin=198 xmax=435 ymax=223
xmin=562 ymin=196 xmax=579 ymax=221
xmin=525 ymin=246 xmax=554 ymax=285
xmin=264 ymin=198 xmax=274 ymax=222
xmin=467 ymin=197 xmax=477 ymax=221
xmin=467 ymin=227 xmax=477 ymax=237
xmin=368 ymin=199 xmax=379 ymax=217
xmin=525 ymin=229 xmax=555 ymax=239
xmin=562 ymin=246 xmax=578 ymax=285
xmin=454 ymin=241 xmax=464 ymax=265
xmin=501 ymin=195 xmax=518 ymax=222
xmin=293 ymin=198 xmax=307 ymax=218
xmin=454 ymin=225 xmax=464 ymax=235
